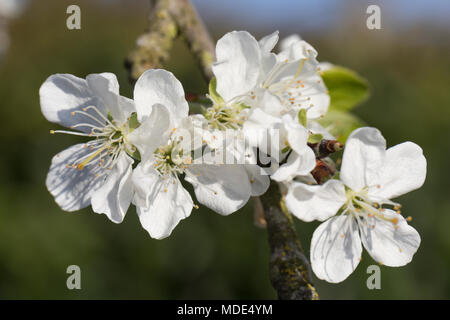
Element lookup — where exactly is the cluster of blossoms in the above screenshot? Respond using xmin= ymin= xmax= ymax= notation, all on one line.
xmin=40 ymin=31 xmax=426 ymax=283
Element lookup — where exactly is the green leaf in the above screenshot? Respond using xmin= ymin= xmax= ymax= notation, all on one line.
xmin=128 ymin=112 xmax=140 ymax=131
xmin=297 ymin=109 xmax=307 ymax=127
xmin=318 ymin=110 xmax=365 ymax=143
xmin=208 ymin=77 xmax=224 ymax=104
xmin=308 ymin=133 xmax=323 ymax=144
xmin=322 ymin=66 xmax=369 ymax=112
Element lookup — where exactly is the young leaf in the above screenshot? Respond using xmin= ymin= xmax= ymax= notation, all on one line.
xmin=308 ymin=133 xmax=323 ymax=144
xmin=208 ymin=77 xmax=224 ymax=104
xmin=318 ymin=110 xmax=365 ymax=143
xmin=322 ymin=66 xmax=369 ymax=112
xmin=298 ymin=108 xmax=307 ymax=127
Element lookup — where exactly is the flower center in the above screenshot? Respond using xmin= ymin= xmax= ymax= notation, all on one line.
xmin=344 ymin=188 xmax=402 ymax=228
xmin=262 ymin=58 xmax=321 ymax=115
xmin=50 ymin=106 xmax=136 ymax=173
xmin=204 ymin=102 xmax=247 ymax=130
xmin=153 ymin=136 xmax=192 ymax=176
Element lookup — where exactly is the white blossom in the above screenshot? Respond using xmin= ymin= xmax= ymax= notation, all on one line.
xmin=128 ymin=69 xmax=255 ymax=239
xmin=40 ymin=72 xmax=137 ymax=223
xmin=285 ymin=127 xmax=426 ymax=282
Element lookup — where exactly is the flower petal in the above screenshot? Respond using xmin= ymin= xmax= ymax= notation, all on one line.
xmin=133 ymin=69 xmax=188 ymax=124
xmin=271 ymin=147 xmax=316 ymax=182
xmin=133 ymin=164 xmax=193 ymax=239
xmin=311 ymin=215 xmax=362 ymax=283
xmin=185 ymin=164 xmax=252 ymax=215
xmin=340 ymin=127 xmax=386 ymax=192
xmin=128 ymin=104 xmax=171 ymax=163
xmin=46 ymin=143 xmax=105 ymax=211
xmin=86 ymin=73 xmax=135 ymax=123
xmin=359 ymin=209 xmax=421 ymax=267
xmin=307 ymin=120 xmax=335 ymax=140
xmin=258 ymin=31 xmax=279 ymax=54
xmin=285 ymin=179 xmax=346 ymax=222
xmin=39 ymin=74 xmax=106 ymax=132
xmin=369 ymin=142 xmax=427 ymax=200
xmin=212 ymin=31 xmax=262 ymax=101
xmin=91 ymin=153 xmax=134 ymax=223
xmin=284 ymin=115 xmax=309 ymax=155
xmin=279 ymin=34 xmax=302 ymax=52
xmin=244 ymin=164 xmax=270 ymax=196
xmin=271 ymin=152 xmax=302 ymax=182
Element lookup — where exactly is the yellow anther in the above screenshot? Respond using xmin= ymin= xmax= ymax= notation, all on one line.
xmin=77 ymin=145 xmax=107 ymax=170
xmin=406 ymin=216 xmax=412 ymax=222
xmin=50 ymin=130 xmax=55 ymax=134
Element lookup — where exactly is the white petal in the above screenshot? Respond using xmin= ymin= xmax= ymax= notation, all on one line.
xmin=245 ymin=164 xmax=270 ymax=196
xmin=311 ymin=215 xmax=362 ymax=283
xmin=133 ymin=165 xmax=193 ymax=239
xmin=285 ymin=179 xmax=346 ymax=222
xmin=340 ymin=127 xmax=386 ymax=192
xmin=86 ymin=73 xmax=135 ymax=123
xmin=279 ymin=34 xmax=302 ymax=52
xmin=128 ymin=104 xmax=171 ymax=162
xmin=243 ymin=108 xmax=282 ymax=155
xmin=295 ymin=147 xmax=316 ymax=175
xmin=369 ymin=142 xmax=427 ymax=200
xmin=307 ymin=120 xmax=335 ymax=140
xmin=272 ymin=146 xmax=316 ymax=182
xmin=212 ymin=31 xmax=262 ymax=101
xmin=39 ymin=74 xmax=106 ymax=132
xmin=185 ymin=164 xmax=251 ymax=215
xmin=91 ymin=153 xmax=134 ymax=223
xmin=359 ymin=209 xmax=420 ymax=266
xmin=298 ymin=75 xmax=330 ymax=119
xmin=258 ymin=31 xmax=279 ymax=53
xmin=271 ymin=152 xmax=302 ymax=182
xmin=287 ymin=40 xmax=318 ymax=61
xmin=131 ymin=162 xmax=159 ymax=210
xmin=46 ymin=143 xmax=106 ymax=211
xmin=284 ymin=115 xmax=309 ymax=155
xmin=133 ymin=69 xmax=188 ymax=124
xmin=254 ymin=89 xmax=284 ymax=117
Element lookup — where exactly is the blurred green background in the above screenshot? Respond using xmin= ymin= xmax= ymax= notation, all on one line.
xmin=0 ymin=0 xmax=449 ymax=299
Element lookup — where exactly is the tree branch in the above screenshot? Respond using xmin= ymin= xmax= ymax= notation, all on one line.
xmin=168 ymin=0 xmax=215 ymax=81
xmin=125 ymin=0 xmax=215 ymax=83
xmin=260 ymin=182 xmax=319 ymax=300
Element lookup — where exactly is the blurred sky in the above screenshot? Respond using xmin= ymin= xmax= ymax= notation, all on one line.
xmin=192 ymin=0 xmax=450 ymax=33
